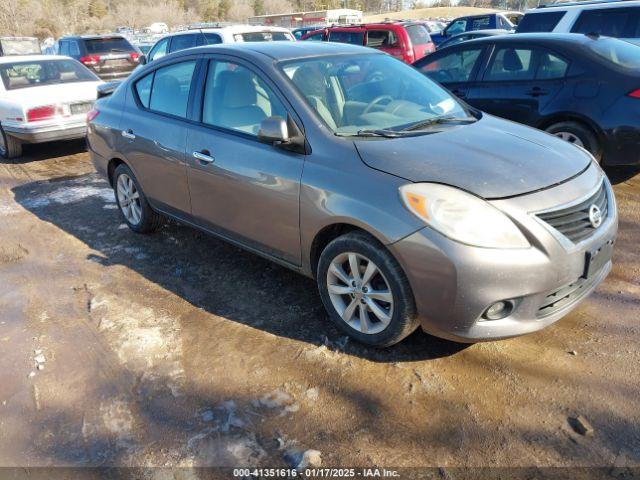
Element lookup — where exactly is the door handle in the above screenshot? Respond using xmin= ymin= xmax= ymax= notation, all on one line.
xmin=526 ymin=87 xmax=549 ymax=97
xmin=193 ymin=150 xmax=215 ymax=164
xmin=121 ymin=129 xmax=136 ymax=140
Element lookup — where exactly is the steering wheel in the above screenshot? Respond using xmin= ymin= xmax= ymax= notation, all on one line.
xmin=363 ymin=95 xmax=393 ymax=115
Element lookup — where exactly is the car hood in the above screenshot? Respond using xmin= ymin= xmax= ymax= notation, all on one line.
xmin=353 ymin=115 xmax=592 ymax=199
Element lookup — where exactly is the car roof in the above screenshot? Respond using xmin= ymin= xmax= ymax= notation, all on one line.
xmin=171 ymin=40 xmax=378 ymax=61
xmin=447 ymin=32 xmax=613 ymax=46
xmin=450 ymin=29 xmax=512 ymax=37
xmin=61 ymin=34 xmax=127 ymax=40
xmin=0 ymin=54 xmax=69 ymax=64
xmin=527 ymin=0 xmax=640 ymax=11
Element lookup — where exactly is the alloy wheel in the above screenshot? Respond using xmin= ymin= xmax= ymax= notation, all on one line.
xmin=116 ymin=173 xmax=142 ymax=225
xmin=326 ymin=252 xmax=394 ymax=335
xmin=554 ymin=131 xmax=584 ymax=148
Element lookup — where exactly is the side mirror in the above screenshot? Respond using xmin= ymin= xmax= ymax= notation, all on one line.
xmin=258 ymin=116 xmax=289 ymax=145
xmin=139 ymin=54 xmax=147 ymax=65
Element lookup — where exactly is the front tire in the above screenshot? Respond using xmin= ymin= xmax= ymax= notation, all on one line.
xmin=113 ymin=164 xmax=163 ymax=233
xmin=0 ymin=126 xmax=23 ymax=159
xmin=317 ymin=231 xmax=419 ymax=347
xmin=546 ymin=121 xmax=601 ymax=161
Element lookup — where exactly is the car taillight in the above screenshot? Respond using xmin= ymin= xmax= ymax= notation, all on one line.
xmin=26 ymin=105 xmax=58 ymax=122
xmin=129 ymin=52 xmax=140 ymax=62
xmin=80 ymin=55 xmax=100 ymax=66
xmin=87 ymin=107 xmax=100 ymax=123
xmin=628 ymin=88 xmax=640 ymax=99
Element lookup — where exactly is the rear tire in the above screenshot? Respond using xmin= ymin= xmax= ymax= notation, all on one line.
xmin=0 ymin=126 xmax=23 ymax=159
xmin=113 ymin=164 xmax=163 ymax=233
xmin=546 ymin=121 xmax=601 ymax=161
xmin=317 ymin=231 xmax=419 ymax=347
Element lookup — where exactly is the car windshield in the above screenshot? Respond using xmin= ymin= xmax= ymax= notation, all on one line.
xmin=85 ymin=37 xmax=134 ymax=54
xmin=588 ymin=38 xmax=640 ymax=70
xmin=0 ymin=59 xmax=98 ymax=90
xmin=281 ymin=53 xmax=473 ymax=136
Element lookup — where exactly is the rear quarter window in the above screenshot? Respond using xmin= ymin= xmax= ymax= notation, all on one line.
xmin=571 ymin=8 xmax=640 ymax=38
xmin=587 ymin=38 xmax=640 ymax=70
xmin=516 ymin=12 xmax=566 ymax=33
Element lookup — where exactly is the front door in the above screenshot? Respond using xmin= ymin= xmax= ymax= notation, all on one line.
xmin=185 ymin=58 xmax=305 ymax=265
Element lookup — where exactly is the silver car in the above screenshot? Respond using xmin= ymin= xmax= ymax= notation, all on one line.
xmin=87 ymin=42 xmax=617 ymax=347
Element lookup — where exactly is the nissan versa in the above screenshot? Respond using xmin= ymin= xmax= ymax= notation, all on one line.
xmin=87 ymin=42 xmax=618 ymax=347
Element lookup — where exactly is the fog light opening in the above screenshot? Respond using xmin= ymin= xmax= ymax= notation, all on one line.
xmin=482 ymin=300 xmax=515 ymax=321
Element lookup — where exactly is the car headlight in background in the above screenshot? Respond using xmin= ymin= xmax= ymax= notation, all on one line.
xmin=399 ymin=183 xmax=530 ymax=249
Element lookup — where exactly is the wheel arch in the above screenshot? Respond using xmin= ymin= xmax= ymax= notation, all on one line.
xmin=308 ymin=222 xmax=390 ymax=279
xmin=107 ymin=157 xmax=127 ymax=187
xmin=536 ymin=113 xmax=604 ymax=145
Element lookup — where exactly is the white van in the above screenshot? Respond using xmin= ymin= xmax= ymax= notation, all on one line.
xmin=517 ymin=0 xmax=640 ymax=42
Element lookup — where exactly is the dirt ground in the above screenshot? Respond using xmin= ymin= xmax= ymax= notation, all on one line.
xmin=0 ymin=141 xmax=639 ymax=473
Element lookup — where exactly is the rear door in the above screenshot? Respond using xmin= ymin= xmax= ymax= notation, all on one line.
xmin=414 ymin=45 xmax=487 ymax=100
xmin=118 ymin=57 xmax=200 ymax=216
xmin=467 ymin=44 xmax=569 ymax=126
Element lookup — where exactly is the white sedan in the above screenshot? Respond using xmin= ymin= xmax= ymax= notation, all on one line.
xmin=0 ymin=55 xmax=103 ymax=159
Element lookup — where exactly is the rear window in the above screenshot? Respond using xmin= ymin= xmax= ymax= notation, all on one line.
xmin=328 ymin=31 xmax=364 ymax=45
xmin=0 ymin=38 xmax=41 ymax=55
xmin=234 ymin=32 xmax=293 ymax=42
xmin=516 ymin=12 xmax=566 ymax=33
xmin=0 ymin=59 xmax=97 ymax=90
xmin=405 ymin=24 xmax=432 ymax=45
xmin=571 ymin=8 xmax=640 ymax=38
xmin=85 ymin=37 xmax=135 ymax=54
xmin=588 ymin=37 xmax=640 ymax=70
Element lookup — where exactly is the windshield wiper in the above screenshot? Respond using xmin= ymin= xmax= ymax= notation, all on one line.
xmin=338 ymin=128 xmax=440 ymax=138
xmin=401 ymin=116 xmax=476 ymax=132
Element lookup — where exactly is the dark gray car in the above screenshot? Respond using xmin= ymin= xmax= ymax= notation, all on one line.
xmin=87 ymin=42 xmax=617 ymax=347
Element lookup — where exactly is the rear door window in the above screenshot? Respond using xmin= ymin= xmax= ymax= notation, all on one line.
xmin=536 ymin=50 xmax=569 ymax=79
xmin=143 ymin=60 xmax=196 ymax=118
xmin=485 ymin=47 xmax=535 ymax=81
xmin=169 ymin=34 xmax=199 ymax=53
xmin=470 ymin=16 xmax=491 ymax=30
xmin=203 ymin=33 xmax=222 ymax=44
xmin=328 ymin=30 xmax=365 ymax=45
xmin=418 ymin=47 xmax=484 ymax=83
xmin=516 ymin=12 xmax=566 ymax=33
xmin=365 ymin=30 xmax=400 ymax=48
xmin=571 ymin=8 xmax=640 ymax=38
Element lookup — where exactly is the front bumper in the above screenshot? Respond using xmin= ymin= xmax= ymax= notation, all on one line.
xmin=389 ymin=163 xmax=618 ymax=343
xmin=4 ymin=121 xmax=87 ymax=144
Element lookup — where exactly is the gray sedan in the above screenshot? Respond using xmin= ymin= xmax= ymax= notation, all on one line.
xmin=87 ymin=42 xmax=617 ymax=347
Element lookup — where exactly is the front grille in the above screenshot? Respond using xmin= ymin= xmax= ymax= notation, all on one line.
xmin=536 ymin=182 xmax=608 ymax=244
xmin=537 ymin=272 xmax=602 ymax=318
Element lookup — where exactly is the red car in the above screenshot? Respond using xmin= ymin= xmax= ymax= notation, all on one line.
xmin=301 ymin=21 xmax=436 ymax=64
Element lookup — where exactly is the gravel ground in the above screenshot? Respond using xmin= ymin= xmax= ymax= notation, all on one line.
xmin=0 ymin=141 xmax=639 ymax=471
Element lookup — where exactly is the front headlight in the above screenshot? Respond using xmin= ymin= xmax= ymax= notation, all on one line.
xmin=399 ymin=183 xmax=530 ymax=249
